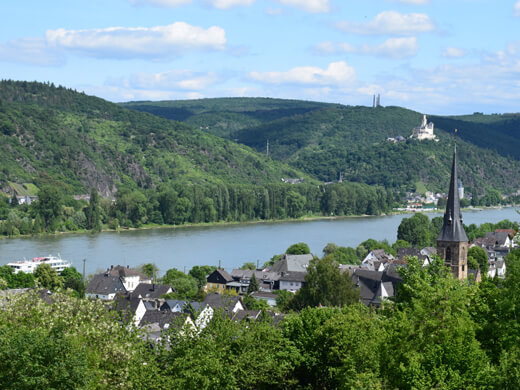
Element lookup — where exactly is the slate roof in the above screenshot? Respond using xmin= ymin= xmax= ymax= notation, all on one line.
xmin=160 ymin=299 xmax=186 ymax=312
xmin=269 ymin=254 xmax=313 ymax=273
xmin=278 ymin=271 xmax=307 ymax=283
xmin=106 ymin=265 xmax=150 ymax=280
xmin=202 ymin=293 xmax=243 ymax=312
xmin=233 ymin=310 xmax=262 ymax=322
xmin=86 ymin=274 xmax=126 ymax=295
xmin=206 ymin=269 xmax=233 ymax=284
xmin=132 ymin=283 xmax=172 ymax=299
xmin=485 ymin=231 xmax=510 ymax=247
xmin=139 ymin=310 xmax=186 ymax=329
xmin=230 ymin=269 xmax=280 ymax=282
xmin=352 ymin=266 xmax=403 ymax=307
xmin=437 ymin=150 xmax=469 ymax=242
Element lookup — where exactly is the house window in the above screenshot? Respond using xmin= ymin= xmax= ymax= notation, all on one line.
xmin=446 ymin=247 xmax=451 ymax=261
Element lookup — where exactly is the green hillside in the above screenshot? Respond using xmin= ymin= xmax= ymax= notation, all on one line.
xmin=121 ymin=97 xmax=334 ymax=138
xmin=124 ymin=99 xmax=520 ymax=194
xmin=0 ymin=81 xmax=309 ymax=196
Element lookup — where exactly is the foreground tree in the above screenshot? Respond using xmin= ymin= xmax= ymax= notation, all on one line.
xmin=34 ymin=263 xmax=62 ymax=291
xmin=290 ymin=256 xmax=359 ymax=310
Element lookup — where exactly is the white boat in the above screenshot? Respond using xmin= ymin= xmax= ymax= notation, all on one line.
xmin=7 ymin=255 xmax=72 ymax=274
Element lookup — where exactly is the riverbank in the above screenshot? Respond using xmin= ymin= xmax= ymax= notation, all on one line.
xmin=1 ymin=205 xmax=517 ymax=241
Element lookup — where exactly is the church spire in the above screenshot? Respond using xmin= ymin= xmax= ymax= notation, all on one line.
xmin=438 ymin=148 xmax=468 ymax=242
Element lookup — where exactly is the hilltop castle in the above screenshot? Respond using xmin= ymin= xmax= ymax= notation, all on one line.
xmin=410 ymin=114 xmax=437 ymax=141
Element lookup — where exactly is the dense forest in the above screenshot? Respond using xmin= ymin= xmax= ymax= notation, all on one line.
xmin=0 ymin=181 xmax=396 ymax=237
xmin=125 ymin=99 xmax=520 ymax=194
xmin=0 ymin=81 xmax=309 ymax=197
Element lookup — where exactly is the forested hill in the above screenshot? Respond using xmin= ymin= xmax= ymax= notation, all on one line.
xmin=0 ymin=81 xmax=309 ymax=196
xmin=124 ymin=98 xmax=520 ymax=194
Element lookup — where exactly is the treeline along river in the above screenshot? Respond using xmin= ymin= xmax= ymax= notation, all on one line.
xmin=0 ymin=207 xmax=518 ymax=276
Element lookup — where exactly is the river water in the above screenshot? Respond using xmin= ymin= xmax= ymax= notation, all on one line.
xmin=0 ymin=207 xmax=518 ymax=276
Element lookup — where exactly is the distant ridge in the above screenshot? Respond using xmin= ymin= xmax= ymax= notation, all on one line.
xmin=124 ymin=98 xmax=520 ymax=194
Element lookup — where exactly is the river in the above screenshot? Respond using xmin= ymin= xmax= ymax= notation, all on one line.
xmin=0 ymin=207 xmax=518 ymax=276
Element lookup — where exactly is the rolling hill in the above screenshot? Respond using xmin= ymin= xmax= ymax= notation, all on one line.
xmin=0 ymin=81 xmax=310 ymax=196
xmin=124 ymin=99 xmax=520 ymax=195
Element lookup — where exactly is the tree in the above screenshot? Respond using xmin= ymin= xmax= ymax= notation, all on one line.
xmin=286 ymin=242 xmax=311 ymax=255
xmin=138 ymin=263 xmax=159 ymax=280
xmin=397 ymin=213 xmax=432 ymax=248
xmin=240 ymin=262 xmax=256 ymax=270
xmin=383 ymin=257 xmax=493 ymax=389
xmin=189 ymin=265 xmax=217 ymax=288
xmin=247 ymin=273 xmax=259 ymax=294
xmin=161 ymin=268 xmax=198 ymax=299
xmin=85 ymin=188 xmax=102 ymax=232
xmin=33 ymin=186 xmax=63 ymax=231
xmin=60 ymin=266 xmax=84 ymax=297
xmin=34 ymin=263 xmax=62 ymax=290
xmin=290 ymin=256 xmax=359 ymax=310
xmin=468 ymin=246 xmax=489 ymax=275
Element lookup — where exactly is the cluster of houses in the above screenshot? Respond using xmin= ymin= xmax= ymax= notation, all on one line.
xmin=84 ymin=265 xmax=271 ymax=341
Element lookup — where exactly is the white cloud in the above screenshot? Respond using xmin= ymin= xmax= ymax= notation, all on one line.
xmin=515 ymin=1 xmax=520 ymax=17
xmin=248 ymin=61 xmax=356 ymax=85
xmin=205 ymin=0 xmax=255 ymax=9
xmin=315 ymin=37 xmax=418 ymax=59
xmin=129 ymin=0 xmax=192 ymax=6
xmin=0 ymin=38 xmax=65 ymax=66
xmin=275 ymin=0 xmax=330 ymax=13
xmin=128 ymin=70 xmax=217 ymax=90
xmin=393 ymin=0 xmax=429 ymax=4
xmin=335 ymin=11 xmax=435 ymax=36
xmin=45 ymin=22 xmax=226 ymax=59
xmin=442 ymin=47 xmax=466 ymax=58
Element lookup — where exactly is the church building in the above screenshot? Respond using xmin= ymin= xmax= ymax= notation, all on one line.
xmin=437 ymin=148 xmax=469 ymax=279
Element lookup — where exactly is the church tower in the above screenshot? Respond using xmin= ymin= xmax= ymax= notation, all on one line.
xmin=437 ymin=147 xmax=469 ymax=279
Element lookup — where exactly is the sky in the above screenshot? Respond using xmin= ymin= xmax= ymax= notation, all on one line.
xmin=1 ymin=0 xmax=519 ymax=115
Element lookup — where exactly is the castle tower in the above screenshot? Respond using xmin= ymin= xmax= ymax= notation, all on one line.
xmin=437 ymin=147 xmax=469 ymax=279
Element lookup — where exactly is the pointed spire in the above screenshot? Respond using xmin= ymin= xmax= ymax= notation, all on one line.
xmin=438 ymin=147 xmax=468 ymax=242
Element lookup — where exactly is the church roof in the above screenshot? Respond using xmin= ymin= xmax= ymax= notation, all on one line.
xmin=437 ymin=149 xmax=468 ymax=242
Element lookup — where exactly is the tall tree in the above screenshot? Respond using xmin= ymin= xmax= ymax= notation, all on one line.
xmin=85 ymin=188 xmax=102 ymax=232
xmin=290 ymin=256 xmax=359 ymax=310
xmin=34 ymin=263 xmax=63 ymax=290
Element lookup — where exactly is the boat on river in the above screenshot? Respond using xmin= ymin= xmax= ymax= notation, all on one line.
xmin=7 ymin=255 xmax=71 ymax=274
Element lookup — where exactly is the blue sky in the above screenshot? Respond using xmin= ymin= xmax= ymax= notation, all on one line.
xmin=1 ymin=0 xmax=519 ymax=114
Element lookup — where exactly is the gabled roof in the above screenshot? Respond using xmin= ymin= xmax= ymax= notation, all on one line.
xmin=160 ymin=299 xmax=186 ymax=312
xmin=106 ymin=265 xmax=150 ymax=280
xmin=230 ymin=269 xmax=280 ymax=282
xmin=202 ymin=293 xmax=243 ymax=312
xmin=278 ymin=271 xmax=307 ymax=283
xmin=206 ymin=269 xmax=233 ymax=284
xmin=269 ymin=254 xmax=313 ymax=273
xmin=437 ymin=150 xmax=468 ymax=242
xmin=352 ymin=267 xmax=403 ymax=306
xmin=139 ymin=310 xmax=186 ymax=329
xmin=132 ymin=283 xmax=172 ymax=299
xmin=485 ymin=231 xmax=510 ymax=246
xmin=233 ymin=309 xmax=261 ymax=322
xmin=86 ymin=274 xmax=126 ymax=295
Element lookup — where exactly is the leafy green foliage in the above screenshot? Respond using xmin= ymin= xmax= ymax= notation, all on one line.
xmin=33 ymin=263 xmax=63 ymax=290
xmin=397 ymin=213 xmax=433 ymax=248
xmin=188 ymin=265 xmax=217 ymax=288
xmin=290 ymin=256 xmax=359 ymax=310
xmin=286 ymin=242 xmax=310 ymax=255
xmin=161 ymin=268 xmax=198 ymax=299
xmin=468 ymin=246 xmax=489 ymax=274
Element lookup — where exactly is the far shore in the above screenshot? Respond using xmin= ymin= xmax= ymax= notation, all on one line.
xmin=1 ymin=205 xmax=517 ymax=241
